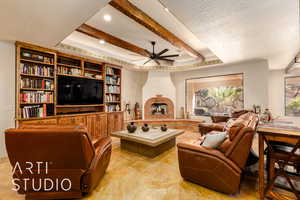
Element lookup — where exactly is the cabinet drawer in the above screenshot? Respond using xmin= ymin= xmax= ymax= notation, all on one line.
xmin=20 ymin=119 xmax=57 ymax=126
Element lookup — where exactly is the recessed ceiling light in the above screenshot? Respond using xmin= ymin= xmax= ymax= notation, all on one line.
xmin=164 ymin=7 xmax=169 ymax=12
xmin=103 ymin=14 xmax=112 ymax=22
xmin=99 ymin=40 xmax=105 ymax=44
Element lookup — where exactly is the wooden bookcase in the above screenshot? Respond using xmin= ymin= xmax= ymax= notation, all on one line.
xmin=16 ymin=42 xmax=122 ymax=122
xmin=105 ymin=64 xmax=122 ymax=112
xmin=16 ymin=42 xmax=57 ymax=120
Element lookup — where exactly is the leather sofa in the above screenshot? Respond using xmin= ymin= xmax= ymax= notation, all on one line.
xmin=177 ymin=112 xmax=259 ymax=194
xmin=5 ymin=125 xmax=111 ymax=200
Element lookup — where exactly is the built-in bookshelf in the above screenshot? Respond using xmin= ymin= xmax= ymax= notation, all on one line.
xmin=16 ymin=42 xmax=56 ymax=120
xmin=105 ymin=65 xmax=122 ymax=112
xmin=16 ymin=42 xmax=123 ymax=121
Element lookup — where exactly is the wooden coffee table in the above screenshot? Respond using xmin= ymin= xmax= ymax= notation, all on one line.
xmin=111 ymin=128 xmax=185 ymax=158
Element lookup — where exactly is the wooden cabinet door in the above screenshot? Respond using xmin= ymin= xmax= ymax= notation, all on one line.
xmin=87 ymin=113 xmax=107 ymax=141
xmin=107 ymin=112 xmax=124 ymax=135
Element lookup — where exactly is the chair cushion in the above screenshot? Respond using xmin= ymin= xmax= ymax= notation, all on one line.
xmin=202 ymin=132 xmax=227 ymax=149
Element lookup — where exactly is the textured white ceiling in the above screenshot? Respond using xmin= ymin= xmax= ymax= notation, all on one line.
xmin=63 ymin=2 xmax=218 ymax=66
xmin=0 ymin=0 xmax=109 ymax=47
xmin=161 ymin=0 xmax=300 ymax=69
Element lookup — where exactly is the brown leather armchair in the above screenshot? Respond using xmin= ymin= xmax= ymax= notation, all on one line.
xmin=178 ymin=112 xmax=259 ymax=194
xmin=5 ymin=125 xmax=111 ymax=200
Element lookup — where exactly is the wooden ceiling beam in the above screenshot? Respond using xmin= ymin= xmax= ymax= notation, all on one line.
xmin=109 ymin=0 xmax=204 ymax=60
xmin=76 ymin=24 xmax=151 ymax=57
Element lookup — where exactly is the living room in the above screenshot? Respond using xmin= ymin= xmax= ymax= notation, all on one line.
xmin=0 ymin=0 xmax=300 ymax=199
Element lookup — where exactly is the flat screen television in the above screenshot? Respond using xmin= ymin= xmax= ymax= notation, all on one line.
xmin=57 ymin=75 xmax=103 ymax=105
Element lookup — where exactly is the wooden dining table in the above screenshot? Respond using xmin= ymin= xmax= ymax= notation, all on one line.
xmin=257 ymin=123 xmax=300 ymax=200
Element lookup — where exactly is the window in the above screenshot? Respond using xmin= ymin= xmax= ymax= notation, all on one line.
xmin=285 ymin=76 xmax=300 ymax=116
xmin=186 ymin=74 xmax=244 ymax=116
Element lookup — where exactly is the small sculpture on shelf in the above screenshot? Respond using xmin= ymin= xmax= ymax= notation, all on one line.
xmin=127 ymin=122 xmax=137 ymax=133
xmin=141 ymin=123 xmax=150 ymax=132
xmin=161 ymin=124 xmax=168 ymax=132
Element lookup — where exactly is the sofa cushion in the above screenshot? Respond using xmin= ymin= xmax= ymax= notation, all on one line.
xmin=202 ymin=132 xmax=227 ymax=149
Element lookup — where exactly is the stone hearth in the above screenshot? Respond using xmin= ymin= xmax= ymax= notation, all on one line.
xmin=144 ymin=95 xmax=174 ymax=120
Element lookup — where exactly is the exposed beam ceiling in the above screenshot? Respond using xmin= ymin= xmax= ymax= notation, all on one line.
xmin=109 ymin=0 xmax=204 ymax=61
xmin=76 ymin=24 xmax=151 ymax=57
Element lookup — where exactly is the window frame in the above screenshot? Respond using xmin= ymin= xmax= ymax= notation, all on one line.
xmin=185 ymin=73 xmax=245 ymax=117
xmin=284 ymin=75 xmax=300 ymax=117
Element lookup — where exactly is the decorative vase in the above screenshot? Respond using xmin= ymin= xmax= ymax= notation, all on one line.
xmin=161 ymin=124 xmax=168 ymax=132
xmin=141 ymin=123 xmax=150 ymax=132
xmin=127 ymin=122 xmax=137 ymax=133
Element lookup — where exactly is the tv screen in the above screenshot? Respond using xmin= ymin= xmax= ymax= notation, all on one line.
xmin=57 ymin=75 xmax=103 ymax=105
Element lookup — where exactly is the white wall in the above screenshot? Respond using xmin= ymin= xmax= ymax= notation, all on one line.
xmin=142 ymin=71 xmax=176 ymax=118
xmin=268 ymin=69 xmax=300 ymax=125
xmin=122 ymin=68 xmax=148 ymax=110
xmin=0 ymin=41 xmax=15 ymax=158
xmin=171 ymin=59 xmax=269 ymax=120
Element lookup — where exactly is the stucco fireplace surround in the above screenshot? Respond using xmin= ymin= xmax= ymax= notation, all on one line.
xmin=144 ymin=95 xmax=174 ymax=120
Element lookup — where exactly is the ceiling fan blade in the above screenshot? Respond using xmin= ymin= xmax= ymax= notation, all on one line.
xmin=143 ymin=58 xmax=152 ymax=65
xmin=154 ymin=59 xmax=160 ymax=65
xmin=156 ymin=49 xmax=169 ymax=57
xmin=158 ymin=54 xmax=179 ymax=58
xmin=157 ymin=58 xmax=175 ymax=62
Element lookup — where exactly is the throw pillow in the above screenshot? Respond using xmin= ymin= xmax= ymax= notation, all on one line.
xmin=224 ymin=119 xmax=235 ymax=132
xmin=201 ymin=132 xmax=227 ymax=149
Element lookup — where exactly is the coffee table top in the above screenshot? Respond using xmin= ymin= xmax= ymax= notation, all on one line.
xmin=111 ymin=128 xmax=185 ymax=147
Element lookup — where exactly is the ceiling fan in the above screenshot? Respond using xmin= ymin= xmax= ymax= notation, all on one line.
xmin=143 ymin=41 xmax=179 ymax=65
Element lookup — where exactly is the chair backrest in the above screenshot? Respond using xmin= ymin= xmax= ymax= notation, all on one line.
xmin=5 ymin=127 xmax=95 ymax=171
xmin=219 ymin=112 xmax=259 ymax=169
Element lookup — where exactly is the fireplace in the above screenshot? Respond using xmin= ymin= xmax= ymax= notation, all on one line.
xmin=144 ymin=95 xmax=174 ymax=119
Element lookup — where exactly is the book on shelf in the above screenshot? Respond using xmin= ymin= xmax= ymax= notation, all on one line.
xmin=21 ymin=78 xmax=54 ymax=90
xmin=106 ymin=94 xmax=120 ymax=102
xmin=21 ymin=51 xmax=53 ymax=64
xmin=106 ymin=75 xmax=120 ymax=85
xmin=22 ymin=104 xmax=47 ymax=118
xmin=20 ymin=63 xmax=54 ymax=77
xmin=58 ymin=66 xmax=81 ymax=76
xmin=20 ymin=91 xmax=53 ymax=103
xmin=106 ymin=66 xmax=119 ymax=75
xmin=105 ymin=85 xmax=120 ymax=93
xmin=85 ymin=72 xmax=102 ymax=79
xmin=107 ymin=104 xmax=120 ymax=112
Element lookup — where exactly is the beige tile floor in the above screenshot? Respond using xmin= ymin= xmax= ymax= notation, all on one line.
xmin=0 ymin=131 xmax=259 ymax=200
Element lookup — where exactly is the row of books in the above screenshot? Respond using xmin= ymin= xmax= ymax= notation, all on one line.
xmin=20 ymin=63 xmax=54 ymax=77
xmin=105 ymin=85 xmax=120 ymax=93
xmin=106 ymin=67 xmax=118 ymax=75
xmin=22 ymin=105 xmax=47 ymax=118
xmin=21 ymin=78 xmax=54 ymax=90
xmin=21 ymin=52 xmax=53 ymax=64
xmin=107 ymin=104 xmax=121 ymax=112
xmin=105 ymin=94 xmax=120 ymax=102
xmin=57 ymin=66 xmax=81 ymax=76
xmin=85 ymin=72 xmax=102 ymax=79
xmin=106 ymin=76 xmax=120 ymax=85
xmin=21 ymin=91 xmax=53 ymax=103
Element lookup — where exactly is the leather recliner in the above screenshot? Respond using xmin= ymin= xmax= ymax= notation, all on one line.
xmin=5 ymin=125 xmax=111 ymax=200
xmin=177 ymin=112 xmax=259 ymax=194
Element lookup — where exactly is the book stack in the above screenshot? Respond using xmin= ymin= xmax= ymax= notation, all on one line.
xmin=57 ymin=66 xmax=81 ymax=76
xmin=21 ymin=78 xmax=54 ymax=90
xmin=85 ymin=72 xmax=102 ymax=79
xmin=21 ymin=52 xmax=53 ymax=64
xmin=21 ymin=63 xmax=54 ymax=77
xmin=106 ymin=85 xmax=120 ymax=93
xmin=106 ymin=66 xmax=116 ymax=75
xmin=106 ymin=94 xmax=120 ymax=102
xmin=106 ymin=75 xmax=120 ymax=85
xmin=22 ymin=105 xmax=46 ymax=118
xmin=21 ymin=91 xmax=53 ymax=103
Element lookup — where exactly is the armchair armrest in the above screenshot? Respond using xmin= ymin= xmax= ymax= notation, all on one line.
xmin=198 ymin=123 xmax=225 ymax=135
xmin=177 ymin=142 xmax=241 ymax=173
